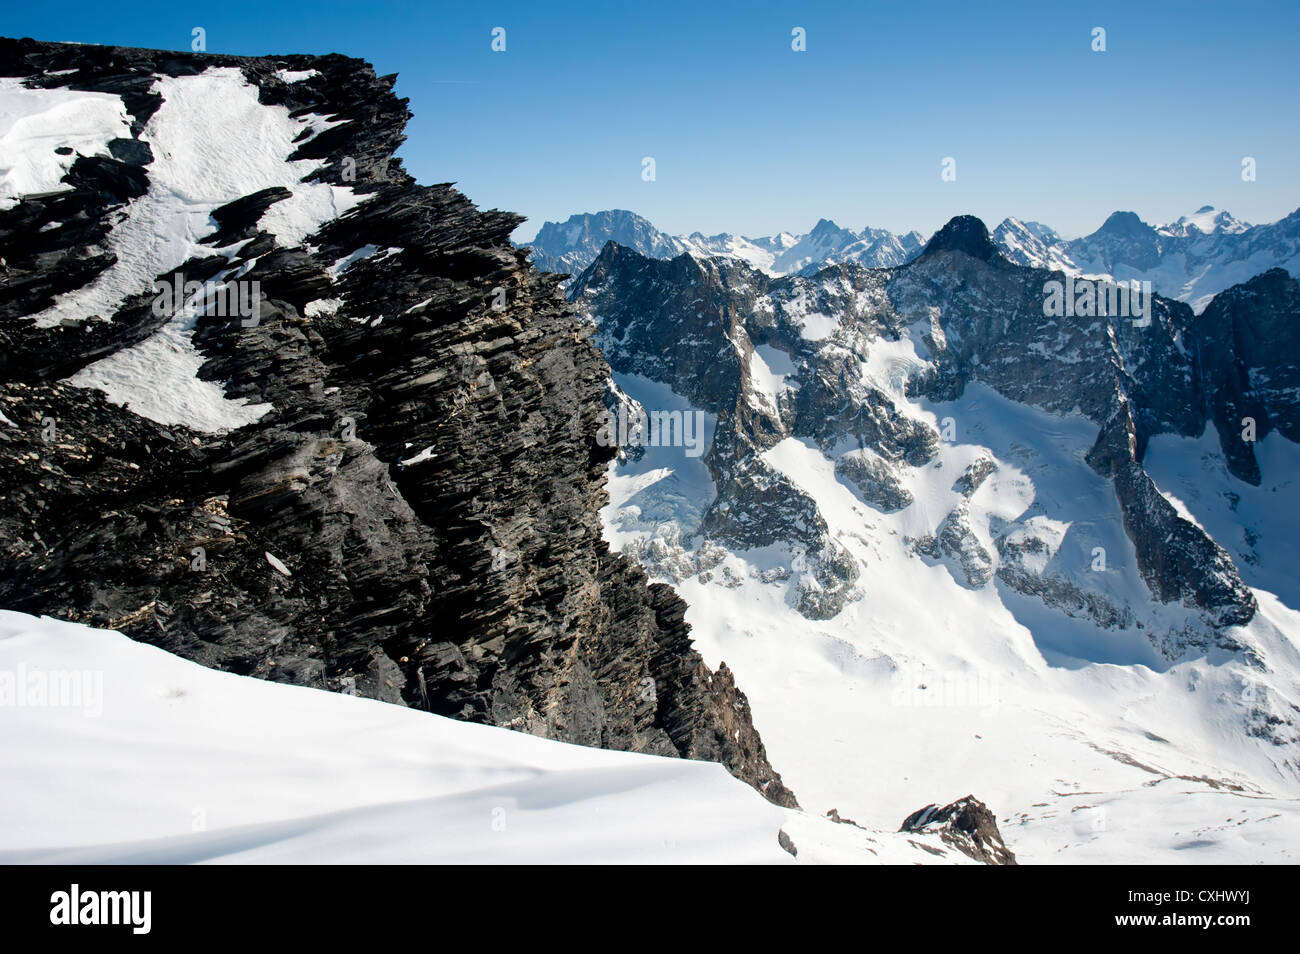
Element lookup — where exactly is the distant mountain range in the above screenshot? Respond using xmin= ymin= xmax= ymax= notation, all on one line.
xmin=994 ymin=206 xmax=1300 ymax=311
xmin=522 ymin=209 xmax=924 ymax=280
xmin=523 ymin=205 xmax=1300 ymax=311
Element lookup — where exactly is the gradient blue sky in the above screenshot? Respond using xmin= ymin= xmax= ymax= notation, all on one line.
xmin=6 ymin=0 xmax=1299 ymax=241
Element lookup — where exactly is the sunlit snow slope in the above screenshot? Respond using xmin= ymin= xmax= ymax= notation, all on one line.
xmin=0 ymin=612 xmax=972 ymax=864
xmin=603 ymin=378 xmax=1300 ymax=864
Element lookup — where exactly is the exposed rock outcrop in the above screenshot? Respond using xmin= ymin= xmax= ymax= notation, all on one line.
xmin=900 ymin=796 xmax=1017 ymax=865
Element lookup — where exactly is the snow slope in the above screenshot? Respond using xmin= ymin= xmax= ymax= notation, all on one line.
xmin=601 ymin=377 xmax=1300 ymax=864
xmin=0 ymin=77 xmax=131 ymax=209
xmin=0 ymin=611 xmax=962 ymax=864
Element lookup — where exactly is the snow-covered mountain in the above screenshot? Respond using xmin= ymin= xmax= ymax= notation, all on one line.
xmin=994 ymin=206 xmax=1300 ymax=313
xmin=990 ymin=218 xmax=1078 ymax=274
xmin=522 ymin=209 xmax=690 ymax=279
xmin=571 ymin=219 xmax=1300 ymax=863
xmin=523 ymin=210 xmax=924 ymax=282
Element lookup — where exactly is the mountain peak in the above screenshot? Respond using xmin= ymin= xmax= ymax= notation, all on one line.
xmin=807 ymin=217 xmax=851 ymax=242
xmin=1096 ymin=210 xmax=1153 ymax=237
xmin=1162 ymin=206 xmax=1249 ymax=236
xmin=920 ymin=215 xmax=1001 ymax=262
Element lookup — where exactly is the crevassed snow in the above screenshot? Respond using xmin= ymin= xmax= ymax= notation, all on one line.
xmin=861 ymin=333 xmax=929 ymax=396
xmin=0 ymin=78 xmax=131 ymax=210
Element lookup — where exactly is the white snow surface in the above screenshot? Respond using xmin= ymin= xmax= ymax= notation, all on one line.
xmin=0 ymin=612 xmax=964 ymax=864
xmin=66 ymin=265 xmax=274 ymax=432
xmin=746 ymin=344 xmax=796 ymax=414
xmin=0 ymin=78 xmax=131 ymax=210
xmin=274 ymin=69 xmax=320 ymax=84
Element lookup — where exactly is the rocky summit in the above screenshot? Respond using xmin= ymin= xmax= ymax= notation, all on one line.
xmin=0 ymin=37 xmax=796 ymax=808
xmin=901 ymin=796 xmax=1016 ymax=865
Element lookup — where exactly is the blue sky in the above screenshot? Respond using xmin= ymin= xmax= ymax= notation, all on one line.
xmin=7 ymin=0 xmax=1299 ymax=241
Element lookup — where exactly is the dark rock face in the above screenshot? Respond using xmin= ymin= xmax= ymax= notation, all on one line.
xmin=1111 ymin=461 xmax=1255 ymax=639
xmin=836 ymin=450 xmax=913 ymax=512
xmin=916 ymin=214 xmax=1004 ymax=264
xmin=913 ymin=503 xmax=996 ymax=589
xmin=1191 ymin=268 xmax=1300 ymax=484
xmin=0 ymin=37 xmax=795 ymax=808
xmin=900 ymin=796 xmax=1017 ymax=865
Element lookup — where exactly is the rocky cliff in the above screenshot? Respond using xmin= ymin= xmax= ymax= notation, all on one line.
xmin=0 ymin=37 xmax=795 ymax=807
